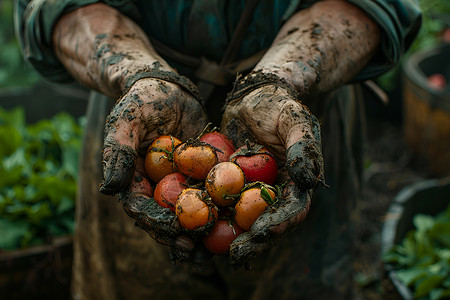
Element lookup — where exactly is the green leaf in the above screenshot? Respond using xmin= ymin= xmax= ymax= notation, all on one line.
xmin=0 ymin=107 xmax=82 ymax=249
xmin=0 ymin=218 xmax=30 ymax=250
xmin=0 ymin=106 xmax=25 ymax=130
xmin=414 ymin=214 xmax=435 ymax=232
xmin=396 ymin=267 xmax=428 ymax=286
xmin=415 ymin=274 xmax=445 ymax=298
xmin=61 ymin=141 xmax=81 ymax=178
xmin=56 ymin=196 xmax=75 ymax=214
xmin=429 ymin=288 xmax=445 ymax=300
xmin=444 ymin=277 xmax=450 ymax=288
xmin=0 ymin=126 xmax=22 ymax=157
xmin=432 ymin=223 xmax=450 ymax=248
xmin=260 ymin=186 xmax=275 ymax=205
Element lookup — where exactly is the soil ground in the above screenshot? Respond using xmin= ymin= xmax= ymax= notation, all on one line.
xmin=352 ymin=98 xmax=436 ymax=299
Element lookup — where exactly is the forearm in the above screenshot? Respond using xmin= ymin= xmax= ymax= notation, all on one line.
xmin=52 ymin=3 xmax=174 ymax=99
xmin=255 ymin=0 xmax=381 ymax=96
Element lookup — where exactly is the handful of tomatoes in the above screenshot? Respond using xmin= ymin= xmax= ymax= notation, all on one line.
xmin=143 ymin=131 xmax=280 ymax=255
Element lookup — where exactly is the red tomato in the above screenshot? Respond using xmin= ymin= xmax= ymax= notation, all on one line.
xmin=129 ymin=172 xmax=154 ymax=196
xmin=154 ymin=173 xmax=187 ymax=212
xmin=230 ymin=144 xmax=278 ymax=185
xmin=427 ymin=73 xmax=447 ymax=90
xmin=200 ymin=132 xmax=236 ymax=163
xmin=202 ymin=220 xmax=245 ymax=254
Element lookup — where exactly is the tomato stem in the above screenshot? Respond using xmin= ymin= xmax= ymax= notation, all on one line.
xmin=224 ymin=193 xmax=240 ymax=201
xmin=227 ymin=219 xmax=237 ymax=235
xmin=196 ymin=122 xmax=213 ymax=140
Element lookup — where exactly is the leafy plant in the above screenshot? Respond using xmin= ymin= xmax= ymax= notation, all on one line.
xmin=376 ymin=0 xmax=450 ymax=91
xmin=0 ymin=106 xmax=84 ymax=250
xmin=383 ymin=204 xmax=450 ymax=300
xmin=0 ymin=0 xmax=39 ymax=88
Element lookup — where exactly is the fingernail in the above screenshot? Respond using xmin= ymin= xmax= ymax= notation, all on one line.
xmin=286 ymin=140 xmax=323 ymax=190
xmin=99 ymin=143 xmax=138 ymax=195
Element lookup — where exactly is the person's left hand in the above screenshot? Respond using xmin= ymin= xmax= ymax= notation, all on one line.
xmin=220 ymin=73 xmax=324 ymax=267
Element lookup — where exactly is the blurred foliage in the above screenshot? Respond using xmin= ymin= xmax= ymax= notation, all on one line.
xmin=384 ymin=204 xmax=450 ymax=300
xmin=376 ymin=0 xmax=450 ymax=91
xmin=0 ymin=107 xmax=85 ymax=250
xmin=0 ymin=0 xmax=39 ymax=88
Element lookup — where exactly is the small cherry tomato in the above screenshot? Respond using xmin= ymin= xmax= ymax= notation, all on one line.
xmin=129 ymin=172 xmax=154 ymax=196
xmin=235 ymin=185 xmax=276 ymax=231
xmin=154 ymin=173 xmax=187 ymax=212
xmin=202 ymin=220 xmax=245 ymax=255
xmin=176 ymin=188 xmax=218 ymax=230
xmin=230 ymin=143 xmax=278 ymax=185
xmin=205 ymin=162 xmax=245 ymax=207
xmin=427 ymin=73 xmax=446 ymax=90
xmin=173 ymin=140 xmax=218 ymax=180
xmin=200 ymin=132 xmax=236 ymax=163
xmin=145 ymin=135 xmax=181 ymax=183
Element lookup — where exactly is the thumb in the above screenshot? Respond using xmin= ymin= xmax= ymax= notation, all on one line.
xmin=99 ymin=115 xmax=139 ymax=195
xmin=279 ymin=102 xmax=324 ymax=190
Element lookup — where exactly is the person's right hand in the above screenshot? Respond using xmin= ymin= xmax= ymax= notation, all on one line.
xmin=99 ymin=77 xmax=209 ymax=263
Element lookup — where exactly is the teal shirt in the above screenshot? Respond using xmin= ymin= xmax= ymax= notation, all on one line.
xmin=15 ymin=0 xmax=421 ymax=83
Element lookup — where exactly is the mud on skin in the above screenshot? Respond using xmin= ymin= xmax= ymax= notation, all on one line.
xmin=100 ymin=77 xmax=207 ymax=196
xmin=229 ymin=183 xmax=312 ymax=266
xmin=100 ymin=138 xmax=138 ymax=195
xmin=120 ymin=193 xmax=181 ymax=246
xmin=221 ymin=73 xmax=324 ymax=189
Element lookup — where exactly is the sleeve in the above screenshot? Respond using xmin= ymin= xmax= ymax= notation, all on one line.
xmin=14 ymin=0 xmax=140 ymax=83
xmin=347 ymin=0 xmax=422 ymax=81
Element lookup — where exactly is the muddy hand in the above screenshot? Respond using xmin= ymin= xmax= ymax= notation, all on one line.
xmin=100 ymin=78 xmax=207 ymax=194
xmin=229 ymin=183 xmax=312 ymax=266
xmin=99 ymin=78 xmax=208 ymax=262
xmin=221 ymin=75 xmax=324 ymax=266
xmin=221 ymin=74 xmax=324 ymax=189
xmin=120 ymin=166 xmax=212 ymax=264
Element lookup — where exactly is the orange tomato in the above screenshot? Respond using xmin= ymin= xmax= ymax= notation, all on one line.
xmin=234 ymin=186 xmax=276 ymax=231
xmin=144 ymin=135 xmax=181 ymax=183
xmin=175 ymin=188 xmax=218 ymax=230
xmin=205 ymin=162 xmax=245 ymax=207
xmin=173 ymin=140 xmax=218 ymax=180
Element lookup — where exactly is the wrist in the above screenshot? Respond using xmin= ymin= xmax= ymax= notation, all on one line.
xmin=254 ymin=63 xmax=318 ymax=97
xmin=88 ymin=33 xmax=176 ymax=98
xmin=226 ymin=71 xmax=301 ymax=106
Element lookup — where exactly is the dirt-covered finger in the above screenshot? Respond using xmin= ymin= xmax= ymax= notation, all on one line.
xmin=229 ymin=183 xmax=312 ymax=267
xmin=100 ymin=138 xmax=138 ymax=195
xmin=277 ymin=98 xmax=324 ymax=189
xmin=228 ymin=231 xmax=272 ymax=267
xmin=120 ymin=191 xmax=182 ymax=246
xmin=253 ymin=182 xmax=312 ymax=235
xmin=286 ymin=138 xmax=324 ymax=190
